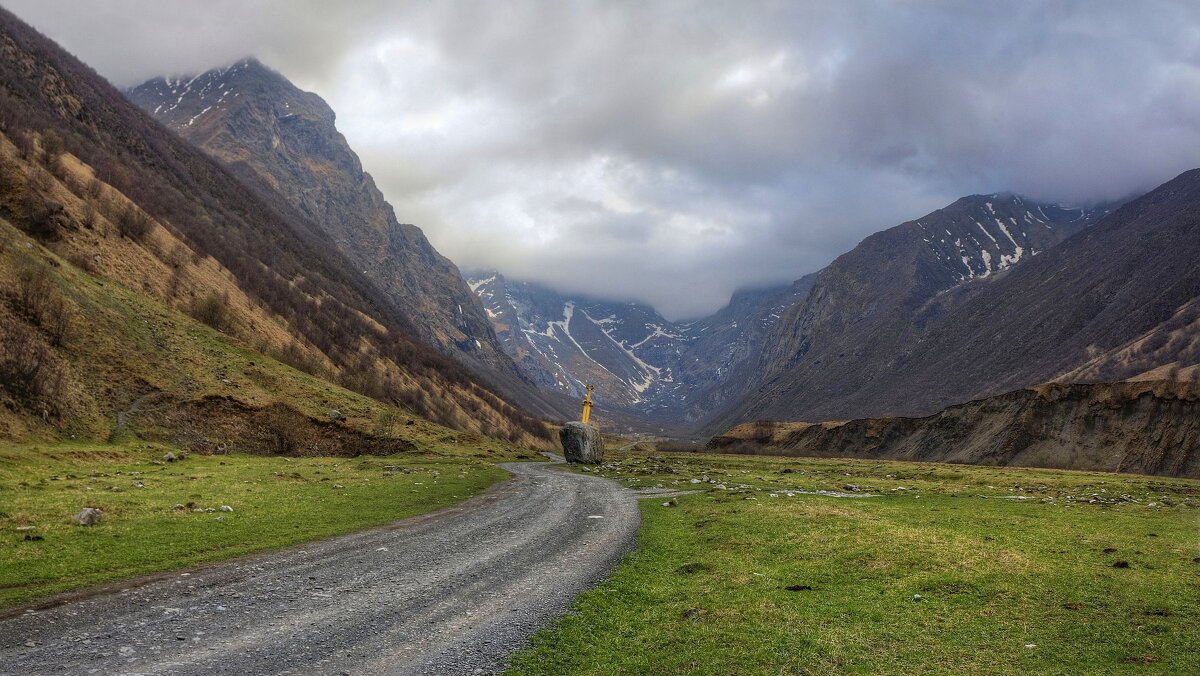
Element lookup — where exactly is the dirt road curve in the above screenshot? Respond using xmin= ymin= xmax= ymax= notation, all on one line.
xmin=0 ymin=461 xmax=639 ymax=675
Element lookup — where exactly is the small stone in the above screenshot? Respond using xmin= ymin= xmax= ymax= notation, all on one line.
xmin=172 ymin=504 xmax=185 ymax=511
xmin=333 ymin=484 xmax=344 ymax=489
xmin=163 ymin=452 xmax=177 ymax=462
xmin=328 ymin=409 xmax=346 ymax=421
xmin=662 ymin=498 xmax=678 ymax=508
xmin=219 ymin=505 xmax=233 ymax=512
xmin=24 ymin=641 xmax=35 ymax=648
xmin=73 ymin=507 xmax=103 ymax=526
xmin=1024 ymin=643 xmax=1037 ymax=649
xmin=1160 ymin=497 xmax=1173 ymax=507
xmin=843 ymin=484 xmax=860 ymax=492
xmin=912 ymin=594 xmax=922 ymax=601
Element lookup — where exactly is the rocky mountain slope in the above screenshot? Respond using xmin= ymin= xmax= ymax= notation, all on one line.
xmin=0 ymin=8 xmax=550 ymax=446
xmin=709 ymin=193 xmax=1123 ymax=428
xmin=126 ymin=60 xmax=567 ymax=420
xmin=468 ymin=272 xmax=811 ymax=426
xmin=472 ymin=192 xmax=1113 ymax=429
xmin=708 ymin=381 xmax=1200 ymax=478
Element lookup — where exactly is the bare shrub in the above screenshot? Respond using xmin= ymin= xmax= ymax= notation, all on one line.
xmin=66 ymin=250 xmax=97 ymax=275
xmin=0 ymin=320 xmax=66 ymax=414
xmin=191 ymin=291 xmax=230 ymax=331
xmin=39 ymin=130 xmax=63 ymax=165
xmin=12 ymin=262 xmax=72 ymax=346
xmin=115 ymin=204 xmax=152 ymax=241
xmin=262 ymin=406 xmax=302 ymax=455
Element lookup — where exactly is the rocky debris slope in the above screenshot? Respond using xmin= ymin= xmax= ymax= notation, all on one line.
xmin=709 ymin=381 xmax=1200 ymax=478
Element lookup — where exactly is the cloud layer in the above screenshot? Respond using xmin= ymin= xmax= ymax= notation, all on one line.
xmin=8 ymin=0 xmax=1200 ymax=318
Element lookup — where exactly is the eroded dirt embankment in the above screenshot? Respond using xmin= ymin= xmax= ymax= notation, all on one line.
xmin=708 ymin=381 xmax=1200 ymax=478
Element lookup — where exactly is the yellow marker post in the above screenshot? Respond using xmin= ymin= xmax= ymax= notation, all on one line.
xmin=581 ymin=384 xmax=594 ymax=424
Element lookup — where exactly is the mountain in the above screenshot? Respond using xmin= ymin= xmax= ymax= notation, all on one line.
xmin=708 ymin=381 xmax=1200 ymax=478
xmin=719 ymin=177 xmax=1200 ymax=428
xmin=126 ymin=59 xmax=568 ymax=420
xmin=467 ymin=272 xmax=813 ymax=427
xmin=0 ymin=7 xmax=550 ymax=446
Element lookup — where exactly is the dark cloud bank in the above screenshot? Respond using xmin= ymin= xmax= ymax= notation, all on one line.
xmin=8 ymin=0 xmax=1200 ymax=319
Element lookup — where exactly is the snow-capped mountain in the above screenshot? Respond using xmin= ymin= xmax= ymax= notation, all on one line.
xmin=468 ymin=273 xmax=813 ymax=422
xmin=472 ymin=193 xmax=1114 ymax=428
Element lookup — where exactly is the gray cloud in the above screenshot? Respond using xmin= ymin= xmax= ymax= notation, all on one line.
xmin=6 ymin=0 xmax=1200 ymax=318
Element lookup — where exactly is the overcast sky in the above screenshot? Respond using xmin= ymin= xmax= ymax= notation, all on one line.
xmin=7 ymin=1 xmax=1200 ymax=319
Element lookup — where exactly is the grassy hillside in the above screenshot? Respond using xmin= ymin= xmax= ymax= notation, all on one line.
xmin=0 ymin=6 xmax=552 ymax=446
xmin=511 ymin=452 xmax=1200 ymax=674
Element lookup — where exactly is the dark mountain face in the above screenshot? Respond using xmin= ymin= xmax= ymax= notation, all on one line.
xmin=0 ymin=8 xmax=551 ymax=442
xmin=126 ymin=60 xmax=568 ymax=419
xmin=718 ymin=178 xmax=1200 ymax=428
xmin=468 ymin=272 xmax=813 ymax=427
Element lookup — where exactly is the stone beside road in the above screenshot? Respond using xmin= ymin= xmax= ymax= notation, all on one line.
xmin=560 ymin=421 xmax=604 ymax=464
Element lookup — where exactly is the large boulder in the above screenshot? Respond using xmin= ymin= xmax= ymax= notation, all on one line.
xmin=559 ymin=422 xmax=604 ymax=464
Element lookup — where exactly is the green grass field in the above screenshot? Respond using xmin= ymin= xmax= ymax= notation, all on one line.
xmin=510 ymin=452 xmax=1200 ymax=675
xmin=0 ymin=441 xmax=521 ymax=608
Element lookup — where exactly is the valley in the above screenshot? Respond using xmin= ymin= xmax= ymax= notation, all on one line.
xmin=0 ymin=4 xmax=1197 ymax=675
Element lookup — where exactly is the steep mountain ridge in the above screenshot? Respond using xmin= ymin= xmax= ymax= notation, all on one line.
xmin=720 ymin=175 xmax=1199 ymax=428
xmin=126 ymin=60 xmax=568 ymax=420
xmin=0 ymin=8 xmax=550 ymax=445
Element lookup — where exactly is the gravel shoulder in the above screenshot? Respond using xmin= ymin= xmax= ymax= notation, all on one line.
xmin=0 ymin=460 xmax=640 ymax=675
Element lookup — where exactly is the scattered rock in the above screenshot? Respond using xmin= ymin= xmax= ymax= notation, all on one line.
xmin=662 ymin=498 xmax=678 ymax=508
xmin=842 ymin=484 xmax=860 ymax=492
xmin=172 ymin=504 xmax=186 ymax=511
xmin=1112 ymin=560 xmax=1130 ymax=569
xmin=328 ymin=409 xmax=346 ymax=422
xmin=333 ymin=484 xmax=344 ymax=489
xmin=1024 ymin=643 xmax=1037 ymax=649
xmin=912 ymin=594 xmax=923 ymax=601
xmin=559 ymin=422 xmax=605 ymax=464
xmin=785 ymin=584 xmax=813 ymax=591
xmin=220 ymin=505 xmax=233 ymax=512
xmin=73 ymin=507 xmax=104 ymax=526
xmin=1183 ymin=499 xmax=1195 ymax=508
xmin=163 ymin=452 xmax=177 ymax=462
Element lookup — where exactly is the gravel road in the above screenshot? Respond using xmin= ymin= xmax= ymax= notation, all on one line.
xmin=0 ymin=460 xmax=640 ymax=675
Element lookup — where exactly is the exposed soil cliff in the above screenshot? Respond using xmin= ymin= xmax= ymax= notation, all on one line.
xmin=708 ymin=381 xmax=1200 ymax=478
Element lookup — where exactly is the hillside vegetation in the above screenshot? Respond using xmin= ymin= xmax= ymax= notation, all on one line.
xmin=0 ymin=7 xmax=550 ymax=447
